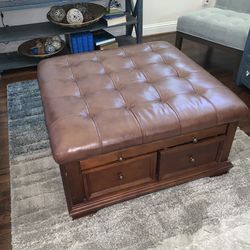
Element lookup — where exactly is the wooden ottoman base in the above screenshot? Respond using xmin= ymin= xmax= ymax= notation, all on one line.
xmin=60 ymin=122 xmax=237 ymax=219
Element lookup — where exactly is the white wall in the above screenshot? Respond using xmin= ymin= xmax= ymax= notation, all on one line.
xmin=143 ymin=0 xmax=215 ymax=35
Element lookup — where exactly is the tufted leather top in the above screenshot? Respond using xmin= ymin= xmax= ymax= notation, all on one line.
xmin=38 ymin=41 xmax=248 ymax=164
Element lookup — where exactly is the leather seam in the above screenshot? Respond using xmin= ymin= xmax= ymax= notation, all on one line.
xmin=66 ymin=56 xmax=103 ymax=152
xmin=198 ymin=94 xmax=220 ymax=125
xmin=109 ymin=49 xmax=145 ymax=141
xmin=65 ymin=56 xmax=88 ymax=109
xmin=183 ymin=76 xmax=220 ymax=124
xmin=108 ymin=73 xmax=144 ymax=142
xmin=133 ymin=67 xmax=163 ymax=103
xmin=122 ymin=48 xmax=138 ymax=71
xmin=182 ymin=77 xmax=199 ymax=94
xmin=164 ymin=102 xmax=183 ymax=134
xmin=108 ymin=74 xmax=127 ymax=106
xmin=121 ymin=51 xmax=169 ymax=131
xmin=48 ymin=114 xmax=88 ymax=129
xmin=127 ymin=108 xmax=145 ymax=144
xmin=148 ymin=44 xmax=181 ymax=77
xmin=122 ymin=52 xmax=160 ymax=97
xmin=90 ymin=116 xmax=104 ymax=154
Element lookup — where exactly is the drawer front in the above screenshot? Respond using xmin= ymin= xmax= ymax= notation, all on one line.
xmin=159 ymin=138 xmax=222 ymax=180
xmin=80 ymin=125 xmax=227 ymax=171
xmin=82 ymin=153 xmax=157 ymax=199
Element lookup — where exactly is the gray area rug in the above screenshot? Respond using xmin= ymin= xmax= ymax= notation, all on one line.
xmin=8 ymin=80 xmax=250 ymax=250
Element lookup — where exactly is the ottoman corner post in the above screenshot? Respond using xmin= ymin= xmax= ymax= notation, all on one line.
xmin=210 ymin=122 xmax=239 ymax=177
xmin=220 ymin=122 xmax=239 ymax=162
xmin=59 ymin=162 xmax=87 ymax=217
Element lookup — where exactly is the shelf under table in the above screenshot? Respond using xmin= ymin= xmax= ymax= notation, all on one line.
xmin=0 ymin=15 xmax=137 ymax=43
xmin=0 ymin=0 xmax=92 ymax=11
xmin=0 ymin=36 xmax=136 ymax=72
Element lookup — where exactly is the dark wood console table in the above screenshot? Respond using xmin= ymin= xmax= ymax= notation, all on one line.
xmin=0 ymin=0 xmax=143 ymax=73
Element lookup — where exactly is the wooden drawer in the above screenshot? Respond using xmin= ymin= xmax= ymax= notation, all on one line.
xmin=82 ymin=153 xmax=157 ymax=199
xmin=80 ymin=125 xmax=227 ymax=171
xmin=158 ymin=137 xmax=223 ymax=180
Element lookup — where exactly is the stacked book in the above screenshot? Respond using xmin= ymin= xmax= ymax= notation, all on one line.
xmin=94 ymin=30 xmax=118 ymax=51
xmin=70 ymin=32 xmax=95 ymax=54
xmin=102 ymin=6 xmax=126 ymax=27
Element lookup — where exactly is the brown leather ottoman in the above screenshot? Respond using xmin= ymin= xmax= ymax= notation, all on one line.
xmin=38 ymin=41 xmax=248 ymax=219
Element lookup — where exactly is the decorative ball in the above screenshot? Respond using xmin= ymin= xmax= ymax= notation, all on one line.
xmin=49 ymin=6 xmax=66 ymax=22
xmin=109 ymin=0 xmax=121 ymax=8
xmin=66 ymin=8 xmax=84 ymax=24
xmin=52 ymin=40 xmax=61 ymax=50
xmin=45 ymin=38 xmax=53 ymax=47
xmin=52 ymin=36 xmax=61 ymax=42
xmin=75 ymin=4 xmax=87 ymax=14
xmin=45 ymin=44 xmax=56 ymax=54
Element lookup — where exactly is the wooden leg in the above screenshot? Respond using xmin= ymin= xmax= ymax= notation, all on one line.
xmin=209 ymin=162 xmax=233 ymax=178
xmin=234 ymin=52 xmax=243 ymax=83
xmin=209 ymin=169 xmax=230 ymax=178
xmin=175 ymin=32 xmax=183 ymax=50
xmin=204 ymin=47 xmax=213 ymax=65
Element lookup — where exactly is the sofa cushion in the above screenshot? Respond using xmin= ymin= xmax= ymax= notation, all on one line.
xmin=216 ymin=0 xmax=250 ymax=14
xmin=177 ymin=8 xmax=250 ymax=50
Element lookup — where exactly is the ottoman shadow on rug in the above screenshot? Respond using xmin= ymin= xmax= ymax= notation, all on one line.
xmin=8 ymin=80 xmax=250 ymax=250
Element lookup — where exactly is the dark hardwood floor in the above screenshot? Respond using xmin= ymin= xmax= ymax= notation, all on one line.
xmin=0 ymin=32 xmax=249 ymax=250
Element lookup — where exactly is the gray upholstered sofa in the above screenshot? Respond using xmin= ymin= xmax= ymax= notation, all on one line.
xmin=176 ymin=0 xmax=250 ymax=52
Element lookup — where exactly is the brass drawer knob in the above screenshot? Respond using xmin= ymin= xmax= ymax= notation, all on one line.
xmin=118 ymin=156 xmax=124 ymax=162
xmin=190 ymin=156 xmax=196 ymax=163
xmin=118 ymin=172 xmax=124 ymax=180
xmin=192 ymin=137 xmax=198 ymax=143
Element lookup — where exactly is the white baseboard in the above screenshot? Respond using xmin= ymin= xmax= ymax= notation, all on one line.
xmin=143 ymin=20 xmax=177 ymax=36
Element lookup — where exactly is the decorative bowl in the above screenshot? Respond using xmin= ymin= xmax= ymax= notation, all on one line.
xmin=18 ymin=37 xmax=65 ymax=58
xmin=47 ymin=3 xmax=106 ymax=28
